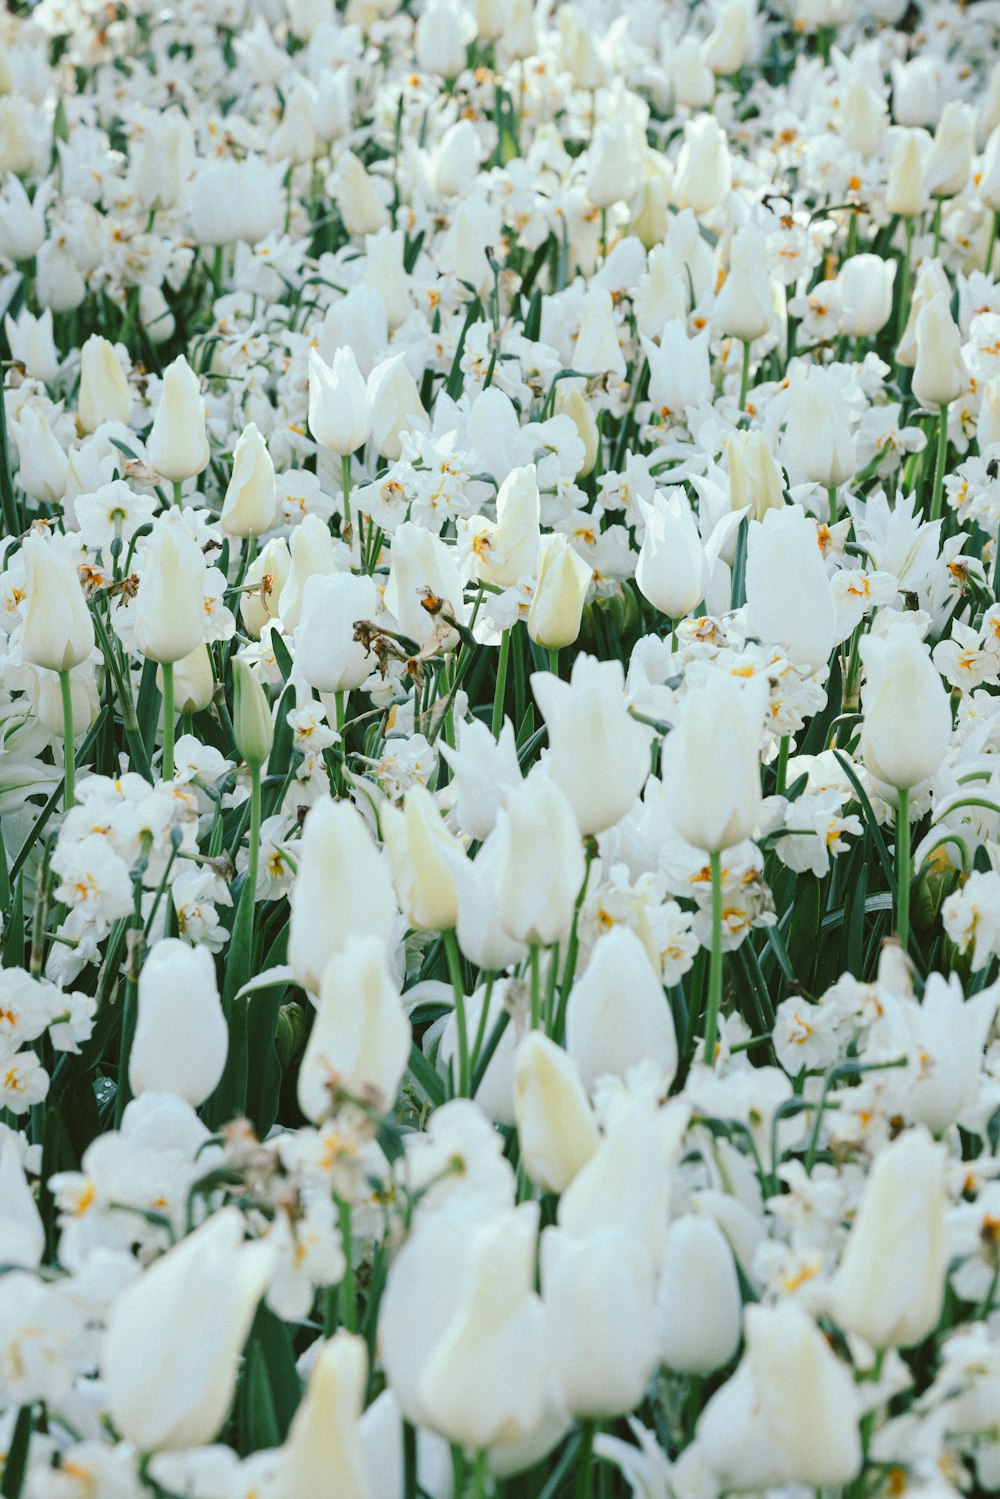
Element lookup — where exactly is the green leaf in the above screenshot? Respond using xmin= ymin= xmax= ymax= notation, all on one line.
xmin=407 ymin=1040 xmax=445 ymax=1107
xmin=2 ymin=874 xmax=24 ymax=969
xmin=0 ymin=1405 xmax=32 ymax=1498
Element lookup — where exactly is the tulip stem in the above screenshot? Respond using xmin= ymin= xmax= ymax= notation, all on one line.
xmin=931 ymin=198 xmax=942 ymax=258
xmin=470 ymin=1448 xmax=490 ymax=1499
xmin=548 ymin=646 xmax=559 ymax=676
xmin=443 ymin=928 xmax=470 ymax=1096
xmin=929 ymin=404 xmax=949 ymax=523
xmin=492 ymin=628 xmax=511 ymax=738
xmin=738 ymin=340 xmax=752 ymax=416
xmin=341 ymin=452 xmax=352 ymax=539
xmin=575 ymin=1421 xmax=595 ymax=1499
xmin=58 ymin=670 xmax=75 ymax=809
xmin=160 ymin=661 xmax=175 ymax=781
xmin=337 ymin=1195 xmax=357 ymax=1333
xmin=703 ymin=850 xmax=724 ymax=1064
xmin=171 ymin=479 xmax=183 ymax=509
xmin=775 ymin=735 xmax=789 ymax=796
xmin=896 ymin=787 xmax=911 ymax=951
xmin=988 ymin=210 xmax=1000 ymax=276
xmin=827 ymin=485 xmax=838 ymax=525
xmin=529 ymin=943 xmax=542 ymax=1031
xmin=896 ymin=218 xmax=914 ymax=342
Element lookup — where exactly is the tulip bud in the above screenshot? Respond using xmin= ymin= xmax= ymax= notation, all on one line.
xmin=104 ymin=1209 xmax=274 ymax=1451
xmin=431 ymin=119 xmax=482 ymax=197
xmin=531 ymin=654 xmax=652 ymax=835
xmin=35 ymin=239 xmax=85 ymax=313
xmin=912 ymin=293 xmax=968 ymax=411
xmin=147 ymin=356 xmax=210 ymax=483
xmin=554 ymin=385 xmax=600 ymax=477
xmin=279 ymin=513 xmax=338 ymax=632
xmin=514 ymin=1032 xmax=600 ymax=1192
xmin=713 ymin=224 xmax=774 ymax=344
xmin=835 ymin=253 xmax=896 ymax=337
xmin=655 ymin=1214 xmax=742 ymax=1374
xmin=493 ymin=772 xmax=586 ymax=947
xmin=669 ymin=36 xmax=715 ymax=110
xmin=383 ymin=521 xmax=468 ymax=649
xmin=829 ymin=1127 xmax=947 ymax=1347
xmin=885 ymin=129 xmax=929 ymax=218
xmin=926 ymin=100 xmax=976 ymax=199
xmin=334 ymin=150 xmax=390 ymax=237
xmin=859 ymin=630 xmax=951 ymax=791
xmin=161 ymin=645 xmax=215 ymax=716
xmin=308 ymin=347 xmax=372 ymax=457
xmin=661 ymin=671 xmax=766 ymax=853
xmin=468 ymin=464 xmax=541 ymax=588
xmin=132 ymin=514 xmax=207 ymax=664
xmin=241 ymin=537 xmax=290 ymax=638
xmin=78 ymin=334 xmax=131 ymax=433
xmin=295 ymin=571 xmax=376 ymax=694
xmin=566 ymin=927 xmax=677 ymax=1092
xmin=298 ymin=936 xmax=410 ymax=1118
xmin=382 ymin=785 xmax=463 ymax=932
xmin=5 ymin=307 xmax=59 ymax=383
xmin=782 ymin=366 xmax=857 ymax=489
xmin=288 ymin=798 xmax=398 ymax=993
xmin=32 ymin=666 xmax=99 ymax=740
xmin=745 ymin=506 xmax=839 ymax=672
xmin=572 ymin=287 xmax=626 ymax=382
xmin=275 ymin=1333 xmax=375 ymax=1499
xmin=232 ymin=657 xmax=273 ymax=772
xmin=527 ymin=533 xmax=592 ymax=650
xmin=635 ymin=488 xmax=709 ymax=620
xmin=586 ymin=120 xmax=642 ymax=210
xmin=674 ymin=115 xmax=732 ymax=217
xmin=20 ymin=531 xmax=95 ymax=674
xmin=129 ymin=938 xmax=228 ymax=1106
xmin=723 ymin=429 xmax=785 ymax=521
xmin=541 ymin=1225 xmax=660 ymax=1418
xmin=703 ymin=0 xmax=750 ymax=75
xmin=629 ymin=158 xmax=672 ymax=250
xmin=220 ymin=423 xmax=276 ymax=537
xmin=367 ymin=354 xmax=427 ymax=461
xmin=10 ymin=407 xmax=68 ymax=503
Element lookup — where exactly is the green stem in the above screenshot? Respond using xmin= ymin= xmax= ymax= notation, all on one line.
xmin=827 ymin=485 xmax=838 ymax=525
xmin=471 ymin=1449 xmax=490 ymax=1499
xmin=547 ymin=646 xmax=559 ymax=676
xmin=58 ymin=670 xmax=75 ymax=809
xmin=575 ymin=1421 xmax=595 ymax=1499
xmin=775 ymin=735 xmax=789 ymax=796
xmin=341 ymin=452 xmax=352 ymax=539
xmin=443 ymin=928 xmax=470 ymax=1096
xmin=171 ymin=479 xmax=183 ymax=509
xmin=492 ymin=628 xmax=511 ymax=738
xmin=987 ymin=209 xmax=1000 ymax=276
xmin=161 ymin=660 xmax=175 ymax=781
xmin=929 ymin=403 xmax=949 ymax=523
xmin=896 ymin=786 xmax=911 ymax=951
xmin=210 ymin=244 xmax=224 ymax=302
xmin=703 ymin=850 xmax=724 ymax=1064
xmin=338 ymin=1196 xmax=357 ymax=1333
xmin=931 ymin=197 xmax=943 ymax=259
xmin=247 ymin=766 xmax=261 ymax=912
xmin=738 ymin=339 xmax=752 ymax=415
xmin=896 ymin=218 xmax=914 ymax=343
xmin=529 ymin=943 xmax=542 ymax=1031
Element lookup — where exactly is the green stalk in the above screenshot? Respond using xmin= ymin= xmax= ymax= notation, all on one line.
xmin=338 ymin=1196 xmax=357 ymax=1333
xmin=738 ymin=339 xmax=753 ymax=415
xmin=987 ymin=210 xmax=1000 ymax=277
xmin=703 ymin=850 xmax=724 ymax=1063
xmin=895 ymin=218 xmax=914 ymax=342
xmin=896 ymin=786 xmax=911 ymax=951
xmin=575 ymin=1422 xmax=595 ymax=1499
xmin=827 ymin=485 xmax=838 ymax=525
xmin=929 ymin=404 xmax=949 ymax=523
xmin=471 ymin=1448 xmax=490 ymax=1499
xmin=341 ymin=452 xmax=352 ymax=539
xmin=775 ymin=735 xmax=789 ymax=796
xmin=161 ymin=660 xmax=175 ymax=781
xmin=529 ymin=943 xmax=542 ymax=1031
xmin=58 ymin=670 xmax=75 ymax=809
xmin=172 ymin=479 xmax=183 ymax=509
xmin=931 ymin=198 xmax=943 ymax=258
xmin=443 ymin=928 xmax=470 ymax=1097
xmin=547 ymin=646 xmax=559 ymax=676
xmin=492 ymin=628 xmax=511 ymax=738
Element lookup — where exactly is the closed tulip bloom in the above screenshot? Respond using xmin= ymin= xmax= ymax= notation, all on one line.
xmin=635 ymin=488 xmax=709 ymax=620
xmin=656 ymin=1214 xmax=742 ymax=1374
xmin=697 ymin=1303 xmax=862 ymax=1489
xmin=333 ymin=150 xmax=390 ymax=236
xmin=661 ymin=671 xmax=767 ymax=852
xmin=912 ymin=293 xmax=968 ymax=411
xmin=129 ymin=939 xmax=228 ymax=1107
xmin=298 ymin=935 xmax=410 ymax=1119
xmin=417 ymin=1203 xmax=549 ymax=1450
xmin=566 ymin=926 xmax=677 ymax=1093
xmin=531 ymin=655 xmax=651 ymax=835
xmin=885 ymin=128 xmax=929 ymax=217
xmin=295 ymin=572 xmax=377 ymax=693
xmin=384 ymin=521 xmax=468 ymax=649
xmin=723 ymin=429 xmax=785 ymax=521
xmin=925 ymin=100 xmax=976 ymax=198
xmin=829 ymin=1126 xmax=947 ymax=1348
xmin=431 ymin=119 xmax=483 ymax=196
xmin=288 ymin=798 xmax=397 ymax=993
xmin=367 ymin=354 xmax=427 ymax=461
xmin=896 ymin=258 xmax=949 ymax=369
xmin=468 ymin=464 xmax=541 ymax=588
xmin=20 ymin=531 xmax=95 ymax=674
xmin=703 ymin=0 xmax=751 ymax=74
xmin=103 ymin=1208 xmax=275 ymax=1452
xmin=240 ymin=537 xmax=290 ymax=638
xmin=32 ymin=666 xmax=99 ymax=740
xmin=527 ymin=533 xmax=592 ymax=650
xmin=132 ymin=514 xmax=207 ymax=664
xmin=835 ymin=253 xmax=897 ymax=337
xmin=781 ymin=366 xmax=856 ymax=489
xmin=494 ymin=772 xmax=586 ymax=947
xmin=275 ymin=1333 xmax=374 ymax=1499
xmin=279 ymin=512 xmax=338 ymax=631
xmin=161 ymin=645 xmax=215 ymax=716
xmin=745 ymin=506 xmax=839 ymax=672
xmin=308 ymin=347 xmax=372 ymax=456
xmin=10 ymin=407 xmax=68 ymax=504
xmin=713 ymin=224 xmax=774 ymax=343
xmin=78 ymin=334 xmax=131 ymax=433
xmin=514 ymin=1032 xmax=600 ymax=1193
xmin=220 ymin=423 xmax=276 ymax=537
xmin=554 ymin=386 xmax=599 ymax=477
xmin=146 ymin=356 xmax=210 ymax=482
xmin=572 ymin=287 xmax=626 ymax=382
xmin=541 ymin=1226 xmax=660 ymax=1418
xmin=860 ymin=630 xmax=952 ymax=791
xmin=674 ymin=115 xmax=732 ymax=217
xmin=232 ymin=657 xmax=273 ymax=772
xmin=382 ymin=785 xmax=463 ymax=932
